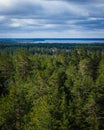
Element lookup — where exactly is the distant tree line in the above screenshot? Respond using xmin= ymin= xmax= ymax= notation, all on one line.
xmin=0 ymin=42 xmax=104 ymax=55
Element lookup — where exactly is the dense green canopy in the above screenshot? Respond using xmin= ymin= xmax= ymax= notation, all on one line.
xmin=0 ymin=43 xmax=104 ymax=130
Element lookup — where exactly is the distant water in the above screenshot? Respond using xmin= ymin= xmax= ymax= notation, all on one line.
xmin=0 ymin=38 xmax=104 ymax=43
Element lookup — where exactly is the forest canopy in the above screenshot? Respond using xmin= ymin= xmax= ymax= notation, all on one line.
xmin=0 ymin=42 xmax=104 ymax=130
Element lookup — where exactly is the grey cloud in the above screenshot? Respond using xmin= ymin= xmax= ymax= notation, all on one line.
xmin=0 ymin=0 xmax=104 ymax=37
xmin=0 ymin=2 xmax=43 ymax=16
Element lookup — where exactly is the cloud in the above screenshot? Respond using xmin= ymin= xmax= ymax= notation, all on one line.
xmin=9 ymin=18 xmax=40 ymax=27
xmin=0 ymin=0 xmax=104 ymax=38
xmin=0 ymin=16 xmax=5 ymax=21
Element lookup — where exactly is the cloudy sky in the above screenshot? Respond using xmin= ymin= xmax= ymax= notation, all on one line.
xmin=0 ymin=0 xmax=104 ymax=38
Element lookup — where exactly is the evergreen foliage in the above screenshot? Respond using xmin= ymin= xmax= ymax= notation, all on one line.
xmin=0 ymin=43 xmax=104 ymax=130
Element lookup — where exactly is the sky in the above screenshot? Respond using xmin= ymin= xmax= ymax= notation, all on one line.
xmin=0 ymin=0 xmax=104 ymax=38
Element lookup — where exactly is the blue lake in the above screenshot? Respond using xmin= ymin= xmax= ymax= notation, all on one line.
xmin=0 ymin=38 xmax=104 ymax=43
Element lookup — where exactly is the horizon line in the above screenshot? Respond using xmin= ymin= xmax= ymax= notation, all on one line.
xmin=0 ymin=38 xmax=104 ymax=39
